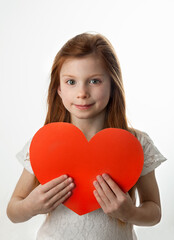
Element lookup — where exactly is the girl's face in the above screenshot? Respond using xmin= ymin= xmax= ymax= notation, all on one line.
xmin=58 ymin=54 xmax=111 ymax=122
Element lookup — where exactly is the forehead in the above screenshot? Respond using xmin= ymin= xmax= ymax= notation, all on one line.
xmin=60 ymin=54 xmax=107 ymax=76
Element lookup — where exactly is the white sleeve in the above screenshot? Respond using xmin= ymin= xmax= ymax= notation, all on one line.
xmin=16 ymin=138 xmax=35 ymax=175
xmin=136 ymin=130 xmax=167 ymax=177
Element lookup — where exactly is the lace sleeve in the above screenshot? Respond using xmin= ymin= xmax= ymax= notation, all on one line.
xmin=136 ymin=130 xmax=167 ymax=177
xmin=16 ymin=138 xmax=35 ymax=175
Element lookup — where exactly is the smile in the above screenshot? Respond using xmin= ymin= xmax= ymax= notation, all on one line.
xmin=74 ymin=104 xmax=94 ymax=110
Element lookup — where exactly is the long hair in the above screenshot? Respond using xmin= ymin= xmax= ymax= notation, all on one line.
xmin=43 ymin=32 xmax=137 ymax=215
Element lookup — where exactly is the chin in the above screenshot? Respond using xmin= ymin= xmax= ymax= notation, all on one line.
xmin=74 ymin=115 xmax=93 ymax=119
xmin=73 ymin=111 xmax=103 ymax=120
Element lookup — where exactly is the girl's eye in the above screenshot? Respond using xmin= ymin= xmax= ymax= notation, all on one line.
xmin=66 ymin=79 xmax=101 ymax=85
xmin=90 ymin=79 xmax=100 ymax=84
xmin=67 ymin=79 xmax=75 ymax=85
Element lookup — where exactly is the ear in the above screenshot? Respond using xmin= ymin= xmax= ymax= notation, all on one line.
xmin=57 ymin=85 xmax=62 ymax=98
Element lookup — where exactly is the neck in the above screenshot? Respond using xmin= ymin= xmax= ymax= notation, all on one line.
xmin=71 ymin=111 xmax=106 ymax=141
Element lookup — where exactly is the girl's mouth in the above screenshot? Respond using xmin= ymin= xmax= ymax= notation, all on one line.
xmin=74 ymin=104 xmax=94 ymax=110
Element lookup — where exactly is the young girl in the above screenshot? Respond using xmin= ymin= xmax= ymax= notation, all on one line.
xmin=7 ymin=32 xmax=167 ymax=240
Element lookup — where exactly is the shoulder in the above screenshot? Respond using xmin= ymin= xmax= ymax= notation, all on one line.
xmin=128 ymin=128 xmax=167 ymax=177
xmin=128 ymin=127 xmax=157 ymax=148
xmin=16 ymin=137 xmax=34 ymax=175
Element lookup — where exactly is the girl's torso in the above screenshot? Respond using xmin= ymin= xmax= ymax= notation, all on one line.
xmin=36 ymin=203 xmax=137 ymax=240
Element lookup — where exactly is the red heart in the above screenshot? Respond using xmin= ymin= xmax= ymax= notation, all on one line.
xmin=30 ymin=122 xmax=144 ymax=215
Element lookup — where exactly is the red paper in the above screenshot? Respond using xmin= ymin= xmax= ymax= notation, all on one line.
xmin=30 ymin=122 xmax=144 ymax=215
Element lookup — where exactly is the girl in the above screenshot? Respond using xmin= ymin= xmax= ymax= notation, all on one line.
xmin=7 ymin=32 xmax=167 ymax=240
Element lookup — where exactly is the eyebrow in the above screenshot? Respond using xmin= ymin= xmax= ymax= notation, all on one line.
xmin=62 ymin=74 xmax=104 ymax=78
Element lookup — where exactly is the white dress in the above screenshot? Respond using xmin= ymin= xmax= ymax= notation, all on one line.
xmin=16 ymin=129 xmax=167 ymax=240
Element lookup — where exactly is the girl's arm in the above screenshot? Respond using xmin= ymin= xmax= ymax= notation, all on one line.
xmin=7 ymin=169 xmax=39 ymax=222
xmin=6 ymin=169 xmax=75 ymax=223
xmin=93 ymin=171 xmax=161 ymax=226
xmin=129 ymin=170 xmax=161 ymax=226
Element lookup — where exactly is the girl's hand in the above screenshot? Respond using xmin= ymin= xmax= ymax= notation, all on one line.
xmin=93 ymin=173 xmax=135 ymax=222
xmin=24 ymin=175 xmax=75 ymax=217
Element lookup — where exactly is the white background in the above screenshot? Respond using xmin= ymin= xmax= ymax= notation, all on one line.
xmin=0 ymin=0 xmax=173 ymax=239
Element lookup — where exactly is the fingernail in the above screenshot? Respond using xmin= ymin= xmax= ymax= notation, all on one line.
xmin=96 ymin=175 xmax=102 ymax=181
xmin=102 ymin=173 xmax=108 ymax=178
xmin=93 ymin=180 xmax=97 ymax=185
xmin=93 ymin=190 xmax=97 ymax=195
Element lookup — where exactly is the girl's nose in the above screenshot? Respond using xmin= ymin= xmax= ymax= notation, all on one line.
xmin=77 ymin=85 xmax=90 ymax=99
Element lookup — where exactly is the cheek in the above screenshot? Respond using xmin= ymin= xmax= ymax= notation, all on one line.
xmin=99 ymin=87 xmax=111 ymax=107
xmin=61 ymin=91 xmax=73 ymax=105
xmin=97 ymin=87 xmax=110 ymax=101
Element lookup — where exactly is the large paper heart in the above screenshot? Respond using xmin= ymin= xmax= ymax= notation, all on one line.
xmin=29 ymin=122 xmax=144 ymax=215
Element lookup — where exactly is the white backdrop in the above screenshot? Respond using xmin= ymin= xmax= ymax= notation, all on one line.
xmin=0 ymin=0 xmax=173 ymax=239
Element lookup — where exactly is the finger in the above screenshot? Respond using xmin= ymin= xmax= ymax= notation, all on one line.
xmin=93 ymin=189 xmax=106 ymax=210
xmin=93 ymin=179 xmax=110 ymax=206
xmin=96 ymin=175 xmax=116 ymax=203
xmin=42 ymin=175 xmax=68 ymax=192
xmin=49 ymin=191 xmax=72 ymax=212
xmin=46 ymin=177 xmax=74 ymax=199
xmin=102 ymin=173 xmax=125 ymax=198
xmin=48 ymin=182 xmax=75 ymax=205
